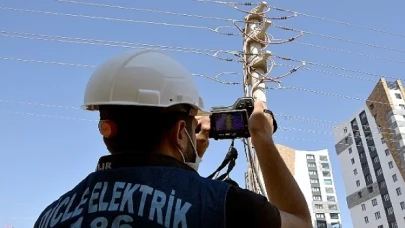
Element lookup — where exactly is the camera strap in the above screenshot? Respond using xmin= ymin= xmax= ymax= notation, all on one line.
xmin=207 ymin=140 xmax=238 ymax=181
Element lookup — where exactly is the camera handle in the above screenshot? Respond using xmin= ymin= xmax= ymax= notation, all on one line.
xmin=207 ymin=140 xmax=238 ymax=181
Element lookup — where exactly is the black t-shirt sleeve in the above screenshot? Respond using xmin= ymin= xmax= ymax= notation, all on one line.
xmin=225 ymin=186 xmax=281 ymax=228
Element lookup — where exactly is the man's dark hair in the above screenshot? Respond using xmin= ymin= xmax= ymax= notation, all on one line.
xmin=99 ymin=105 xmax=194 ymax=154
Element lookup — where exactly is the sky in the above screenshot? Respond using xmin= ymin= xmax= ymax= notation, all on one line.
xmin=0 ymin=0 xmax=404 ymax=227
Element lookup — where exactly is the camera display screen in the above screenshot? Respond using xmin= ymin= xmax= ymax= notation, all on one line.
xmin=213 ymin=111 xmax=246 ymax=131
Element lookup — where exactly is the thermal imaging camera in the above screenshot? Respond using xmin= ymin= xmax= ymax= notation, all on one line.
xmin=209 ymin=97 xmax=254 ymax=140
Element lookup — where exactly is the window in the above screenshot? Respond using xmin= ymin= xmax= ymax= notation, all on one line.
xmin=351 ymin=158 xmax=355 ymax=164
xmin=310 ymin=178 xmax=319 ymax=184
xmin=395 ymin=93 xmax=402 ymax=99
xmin=368 ymin=186 xmax=374 ymax=193
xmin=378 ymin=225 xmax=383 ymax=228
xmin=376 ymin=168 xmax=383 ymax=176
xmin=366 ymin=174 xmax=372 ymax=183
xmin=328 ymin=204 xmax=338 ymax=210
xmin=330 ymin=213 xmax=339 ymax=219
xmin=349 ymin=147 xmax=352 ymax=154
xmin=382 ymin=193 xmax=390 ymax=202
xmin=385 ymin=149 xmax=390 ymax=156
xmin=361 ymin=112 xmax=367 ymax=119
xmin=400 ymin=201 xmax=405 ymax=210
xmin=307 ymin=162 xmax=316 ymax=168
xmin=364 ymin=216 xmax=369 ymax=224
xmin=343 ymin=127 xmax=347 ymax=133
xmin=379 ymin=180 xmax=386 ymax=189
xmin=400 ymin=104 xmax=405 ymax=110
xmin=354 ymin=169 xmax=358 ymax=175
xmin=389 ymin=161 xmax=394 ymax=169
xmin=324 ymin=179 xmax=333 ymax=185
xmin=319 ymin=155 xmax=328 ymax=161
xmin=356 ymin=180 xmax=360 ymax=187
xmin=309 ymin=170 xmax=318 ymax=175
xmin=317 ymin=221 xmax=327 ymax=228
xmin=327 ymin=196 xmax=336 ymax=202
xmin=373 ymin=156 xmax=379 ymax=163
xmin=386 ymin=206 xmax=394 ymax=215
xmin=306 ymin=154 xmax=314 ymax=159
xmin=393 ymin=174 xmax=398 ymax=182
xmin=361 ymin=204 xmax=366 ymax=211
xmin=396 ymin=187 xmax=402 ymax=196
xmin=358 ymin=192 xmax=362 ymax=198
xmin=388 ymin=221 xmax=398 ymax=228
xmin=326 ymin=187 xmax=334 ymax=193
xmin=359 ymin=152 xmax=365 ymax=158
xmin=315 ymin=204 xmax=323 ymax=209
xmin=372 ymin=198 xmax=378 ymax=206
xmin=315 ymin=213 xmax=325 ymax=219
xmin=312 ymin=187 xmax=320 ymax=192
xmin=370 ymin=103 xmax=375 ymax=110
xmin=375 ymin=211 xmax=381 ymax=220
xmin=321 ymin=163 xmax=330 ymax=169
xmin=313 ymin=195 xmax=322 ymax=201
xmin=381 ymin=138 xmax=386 ymax=144
xmin=323 ymin=171 xmax=331 ymax=177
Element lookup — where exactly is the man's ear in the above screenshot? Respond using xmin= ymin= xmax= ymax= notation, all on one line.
xmin=169 ymin=120 xmax=187 ymax=150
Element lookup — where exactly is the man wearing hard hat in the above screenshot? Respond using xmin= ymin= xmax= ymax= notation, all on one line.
xmin=34 ymin=50 xmax=311 ymax=228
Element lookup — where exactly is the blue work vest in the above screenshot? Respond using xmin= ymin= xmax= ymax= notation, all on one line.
xmin=34 ymin=166 xmax=231 ymax=228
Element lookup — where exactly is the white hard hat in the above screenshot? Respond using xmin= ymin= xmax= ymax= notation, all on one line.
xmin=82 ymin=49 xmax=209 ymax=115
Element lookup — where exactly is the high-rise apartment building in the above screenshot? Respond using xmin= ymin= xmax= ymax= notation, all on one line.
xmin=252 ymin=144 xmax=342 ymax=228
xmin=333 ymin=79 xmax=405 ymax=228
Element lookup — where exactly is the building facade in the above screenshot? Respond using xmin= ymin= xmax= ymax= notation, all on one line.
xmin=273 ymin=145 xmax=342 ymax=228
xmin=333 ymin=79 xmax=405 ymax=228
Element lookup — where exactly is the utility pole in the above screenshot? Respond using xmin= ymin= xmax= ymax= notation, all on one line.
xmin=243 ymin=2 xmax=271 ymax=196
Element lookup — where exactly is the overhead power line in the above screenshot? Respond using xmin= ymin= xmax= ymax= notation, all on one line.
xmin=270 ymin=7 xmax=405 ymax=39
xmin=274 ymin=55 xmax=403 ymax=81
xmin=2 ymin=5 xmax=404 ymax=55
xmin=55 ymin=0 xmax=235 ymax=22
xmin=278 ymin=63 xmax=378 ymax=82
xmin=2 ymin=30 xmax=401 ymax=83
xmin=195 ymin=0 xmax=405 ymax=38
xmin=294 ymin=41 xmax=405 ymax=65
xmin=0 ymin=108 xmax=328 ymax=135
xmin=0 ymin=6 xmax=239 ymax=36
xmin=0 ymin=99 xmax=339 ymax=125
xmin=0 ymin=56 xmax=242 ymax=85
xmin=1 ymin=56 xmax=402 ymax=106
xmin=0 ymin=30 xmax=242 ymax=63
xmin=195 ymin=0 xmax=405 ymax=54
xmin=55 ymin=0 xmax=293 ymax=21
xmin=274 ymin=25 xmax=405 ymax=54
xmin=1 ymin=98 xmax=397 ymax=137
xmin=0 ymin=107 xmax=395 ymax=144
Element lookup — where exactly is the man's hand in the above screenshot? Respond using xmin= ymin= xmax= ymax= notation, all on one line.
xmin=248 ymin=101 xmax=274 ymax=137
xmin=195 ymin=116 xmax=210 ymax=157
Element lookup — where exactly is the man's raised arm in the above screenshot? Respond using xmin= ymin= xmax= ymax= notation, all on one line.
xmin=248 ymin=101 xmax=312 ymax=228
